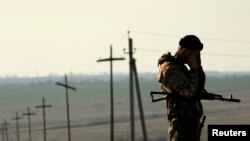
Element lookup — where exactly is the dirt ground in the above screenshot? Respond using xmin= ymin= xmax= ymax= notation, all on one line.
xmin=4 ymin=90 xmax=250 ymax=141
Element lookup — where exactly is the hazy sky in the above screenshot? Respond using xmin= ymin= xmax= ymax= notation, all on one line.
xmin=0 ymin=0 xmax=250 ymax=77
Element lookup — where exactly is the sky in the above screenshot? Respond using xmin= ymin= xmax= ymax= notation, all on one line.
xmin=0 ymin=0 xmax=250 ymax=77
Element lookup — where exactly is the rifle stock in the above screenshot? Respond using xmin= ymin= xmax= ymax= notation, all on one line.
xmin=150 ymin=91 xmax=168 ymax=102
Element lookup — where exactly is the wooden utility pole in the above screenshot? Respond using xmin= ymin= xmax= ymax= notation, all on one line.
xmin=22 ymin=107 xmax=36 ymax=141
xmin=125 ymin=31 xmax=148 ymax=141
xmin=1 ymin=124 xmax=5 ymax=141
xmin=132 ymin=59 xmax=148 ymax=141
xmin=56 ymin=75 xmax=76 ymax=141
xmin=3 ymin=119 xmax=10 ymax=141
xmin=97 ymin=45 xmax=125 ymax=141
xmin=11 ymin=112 xmax=22 ymax=141
xmin=128 ymin=32 xmax=135 ymax=141
xmin=35 ymin=97 xmax=52 ymax=141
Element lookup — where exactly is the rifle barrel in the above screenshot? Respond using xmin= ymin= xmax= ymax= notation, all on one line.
xmin=221 ymin=98 xmax=241 ymax=102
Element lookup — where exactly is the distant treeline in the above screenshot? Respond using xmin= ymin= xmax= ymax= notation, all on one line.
xmin=205 ymin=73 xmax=250 ymax=92
xmin=0 ymin=72 xmax=250 ymax=89
xmin=0 ymin=73 xmax=128 ymax=88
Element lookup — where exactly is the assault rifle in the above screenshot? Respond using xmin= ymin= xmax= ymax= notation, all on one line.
xmin=150 ymin=90 xmax=241 ymax=103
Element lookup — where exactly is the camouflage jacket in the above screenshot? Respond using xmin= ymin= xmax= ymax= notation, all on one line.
xmin=157 ymin=52 xmax=203 ymax=121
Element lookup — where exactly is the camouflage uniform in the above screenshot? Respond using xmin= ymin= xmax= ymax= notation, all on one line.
xmin=157 ymin=53 xmax=203 ymax=141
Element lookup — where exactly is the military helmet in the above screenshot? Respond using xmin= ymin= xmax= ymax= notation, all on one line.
xmin=179 ymin=35 xmax=203 ymax=51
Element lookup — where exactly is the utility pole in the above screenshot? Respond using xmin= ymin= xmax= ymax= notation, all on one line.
xmin=22 ymin=107 xmax=36 ymax=141
xmin=11 ymin=112 xmax=22 ymax=141
xmin=132 ymin=59 xmax=148 ymax=141
xmin=35 ymin=97 xmax=52 ymax=141
xmin=1 ymin=124 xmax=5 ymax=141
xmin=124 ymin=31 xmax=148 ymax=141
xmin=97 ymin=45 xmax=125 ymax=141
xmin=3 ymin=119 xmax=10 ymax=141
xmin=56 ymin=75 xmax=76 ymax=141
xmin=124 ymin=31 xmax=135 ymax=141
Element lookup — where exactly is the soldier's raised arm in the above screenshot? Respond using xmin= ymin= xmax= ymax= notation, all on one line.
xmin=157 ymin=54 xmax=197 ymax=99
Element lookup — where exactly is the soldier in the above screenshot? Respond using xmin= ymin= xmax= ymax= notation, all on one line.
xmin=157 ymin=35 xmax=205 ymax=141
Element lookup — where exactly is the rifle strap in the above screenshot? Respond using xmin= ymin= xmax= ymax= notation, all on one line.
xmin=199 ymin=115 xmax=206 ymax=139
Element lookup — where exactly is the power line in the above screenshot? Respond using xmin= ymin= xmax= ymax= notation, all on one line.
xmin=113 ymin=33 xmax=127 ymax=46
xmin=203 ymin=52 xmax=250 ymax=58
xmin=135 ymin=48 xmax=172 ymax=53
xmin=136 ymin=47 xmax=250 ymax=58
xmin=131 ymin=30 xmax=250 ymax=44
xmin=131 ymin=30 xmax=180 ymax=38
xmin=201 ymin=37 xmax=250 ymax=44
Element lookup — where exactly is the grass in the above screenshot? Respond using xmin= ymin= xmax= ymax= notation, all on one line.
xmin=0 ymin=75 xmax=249 ymax=141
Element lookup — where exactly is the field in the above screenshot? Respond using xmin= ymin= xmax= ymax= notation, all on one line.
xmin=0 ymin=75 xmax=249 ymax=141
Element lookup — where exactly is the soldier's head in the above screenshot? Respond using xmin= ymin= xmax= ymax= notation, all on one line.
xmin=175 ymin=35 xmax=203 ymax=65
xmin=179 ymin=35 xmax=203 ymax=51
